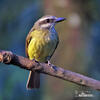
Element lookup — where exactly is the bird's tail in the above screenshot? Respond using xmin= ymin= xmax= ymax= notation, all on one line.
xmin=26 ymin=71 xmax=40 ymax=89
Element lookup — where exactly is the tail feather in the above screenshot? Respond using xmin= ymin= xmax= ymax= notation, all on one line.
xmin=26 ymin=71 xmax=40 ymax=89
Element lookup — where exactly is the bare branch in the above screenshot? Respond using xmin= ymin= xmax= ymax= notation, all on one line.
xmin=0 ymin=50 xmax=100 ymax=91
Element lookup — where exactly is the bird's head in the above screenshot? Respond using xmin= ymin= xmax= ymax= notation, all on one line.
xmin=34 ymin=15 xmax=66 ymax=30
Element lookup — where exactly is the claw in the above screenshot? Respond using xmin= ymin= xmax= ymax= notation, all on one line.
xmin=47 ymin=60 xmax=51 ymax=66
xmin=45 ymin=60 xmax=52 ymax=66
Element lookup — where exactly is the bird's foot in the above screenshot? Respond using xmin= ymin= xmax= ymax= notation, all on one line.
xmin=47 ymin=60 xmax=51 ymax=66
xmin=32 ymin=59 xmax=35 ymax=61
xmin=45 ymin=60 xmax=52 ymax=66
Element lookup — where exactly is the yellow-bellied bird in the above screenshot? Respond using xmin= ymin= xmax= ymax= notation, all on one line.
xmin=25 ymin=15 xmax=66 ymax=89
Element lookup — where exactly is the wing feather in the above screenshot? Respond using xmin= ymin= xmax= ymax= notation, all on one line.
xmin=25 ymin=27 xmax=35 ymax=57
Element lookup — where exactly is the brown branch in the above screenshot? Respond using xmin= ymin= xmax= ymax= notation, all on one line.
xmin=0 ymin=50 xmax=100 ymax=91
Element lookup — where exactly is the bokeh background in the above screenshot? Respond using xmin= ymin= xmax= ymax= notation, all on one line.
xmin=0 ymin=0 xmax=100 ymax=100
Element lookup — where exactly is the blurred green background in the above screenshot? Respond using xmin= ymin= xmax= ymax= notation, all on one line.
xmin=0 ymin=0 xmax=100 ymax=100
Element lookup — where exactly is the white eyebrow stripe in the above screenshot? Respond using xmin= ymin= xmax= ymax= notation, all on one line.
xmin=39 ymin=16 xmax=56 ymax=22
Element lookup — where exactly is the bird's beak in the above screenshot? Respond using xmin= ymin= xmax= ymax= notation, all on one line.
xmin=55 ymin=17 xmax=66 ymax=23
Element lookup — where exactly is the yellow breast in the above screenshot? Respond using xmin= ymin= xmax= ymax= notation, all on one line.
xmin=28 ymin=29 xmax=58 ymax=62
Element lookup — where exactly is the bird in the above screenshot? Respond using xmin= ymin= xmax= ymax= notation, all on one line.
xmin=25 ymin=15 xmax=66 ymax=89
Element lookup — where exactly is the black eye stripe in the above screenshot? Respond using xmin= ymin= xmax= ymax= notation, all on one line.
xmin=39 ymin=19 xmax=54 ymax=25
xmin=45 ymin=19 xmax=54 ymax=23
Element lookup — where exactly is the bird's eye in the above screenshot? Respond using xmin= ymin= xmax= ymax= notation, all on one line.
xmin=46 ymin=19 xmax=50 ymax=23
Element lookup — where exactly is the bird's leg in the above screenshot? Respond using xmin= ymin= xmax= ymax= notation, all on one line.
xmin=31 ymin=59 xmax=42 ymax=71
xmin=46 ymin=60 xmax=56 ymax=71
xmin=32 ymin=58 xmax=35 ymax=61
xmin=45 ymin=56 xmax=52 ymax=66
xmin=47 ymin=60 xmax=51 ymax=66
xmin=45 ymin=60 xmax=51 ymax=65
xmin=45 ymin=57 xmax=56 ymax=70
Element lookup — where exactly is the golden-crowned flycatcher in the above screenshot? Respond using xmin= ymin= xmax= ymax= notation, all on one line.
xmin=25 ymin=15 xmax=66 ymax=89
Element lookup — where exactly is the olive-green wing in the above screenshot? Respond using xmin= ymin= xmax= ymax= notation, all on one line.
xmin=25 ymin=28 xmax=34 ymax=57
